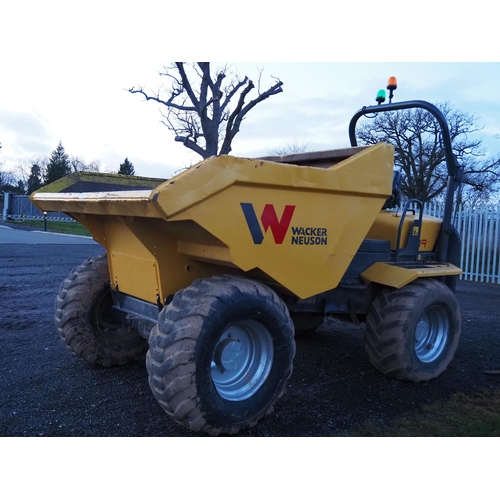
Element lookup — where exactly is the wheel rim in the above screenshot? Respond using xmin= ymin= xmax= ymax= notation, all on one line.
xmin=414 ymin=305 xmax=449 ymax=363
xmin=211 ymin=319 xmax=274 ymax=401
xmin=94 ymin=290 xmax=138 ymax=344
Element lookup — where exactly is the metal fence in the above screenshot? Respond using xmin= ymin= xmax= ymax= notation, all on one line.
xmin=422 ymin=201 xmax=500 ymax=284
xmin=2 ymin=193 xmax=73 ymax=222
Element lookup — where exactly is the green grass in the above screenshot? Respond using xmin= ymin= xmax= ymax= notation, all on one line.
xmin=346 ymin=389 xmax=500 ymax=437
xmin=8 ymin=219 xmax=92 ymax=237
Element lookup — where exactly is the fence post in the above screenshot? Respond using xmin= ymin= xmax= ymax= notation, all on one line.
xmin=2 ymin=192 xmax=11 ymax=220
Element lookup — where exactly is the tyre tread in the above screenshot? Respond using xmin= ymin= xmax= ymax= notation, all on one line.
xmin=55 ymin=254 xmax=147 ymax=366
xmin=146 ymin=274 xmax=295 ymax=435
xmin=365 ymin=279 xmax=461 ymax=382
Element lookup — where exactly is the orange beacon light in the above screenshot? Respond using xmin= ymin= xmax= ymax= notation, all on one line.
xmin=387 ymin=76 xmax=398 ymax=103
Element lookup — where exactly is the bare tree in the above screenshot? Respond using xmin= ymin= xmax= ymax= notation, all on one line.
xmin=69 ymin=156 xmax=86 ymax=172
xmin=15 ymin=155 xmax=49 ymax=188
xmin=70 ymin=156 xmax=101 ymax=173
xmin=269 ymin=141 xmax=309 ymax=156
xmin=128 ymin=62 xmax=283 ymax=159
xmin=86 ymin=160 xmax=101 ymax=173
xmin=0 ymin=169 xmax=24 ymax=194
xmin=356 ymin=103 xmax=500 ymax=204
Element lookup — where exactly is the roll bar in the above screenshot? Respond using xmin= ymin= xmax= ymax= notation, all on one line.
xmin=348 ymin=99 xmax=463 ymax=263
xmin=349 ymin=100 xmax=461 ymax=178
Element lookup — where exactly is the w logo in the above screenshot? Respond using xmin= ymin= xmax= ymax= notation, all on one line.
xmin=241 ymin=203 xmax=295 ymax=244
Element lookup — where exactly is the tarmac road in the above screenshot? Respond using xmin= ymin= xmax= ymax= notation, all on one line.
xmin=1 ymin=223 xmax=500 ymax=437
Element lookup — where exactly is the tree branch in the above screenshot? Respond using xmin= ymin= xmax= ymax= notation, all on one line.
xmin=220 ymin=79 xmax=283 ymax=154
xmin=175 ymin=135 xmax=208 ymax=158
xmin=221 ymin=77 xmax=248 ymax=113
xmin=175 ymin=62 xmax=200 ymax=110
xmin=127 ymin=87 xmax=196 ymax=112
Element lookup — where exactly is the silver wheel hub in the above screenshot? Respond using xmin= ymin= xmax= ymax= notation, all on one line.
xmin=414 ymin=305 xmax=449 ymax=363
xmin=211 ymin=319 xmax=274 ymax=401
xmin=213 ymin=338 xmax=244 ymax=372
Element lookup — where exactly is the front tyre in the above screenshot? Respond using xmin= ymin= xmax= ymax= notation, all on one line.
xmin=146 ymin=275 xmax=296 ymax=436
xmin=55 ymin=254 xmax=148 ymax=367
xmin=365 ymin=279 xmax=461 ymax=382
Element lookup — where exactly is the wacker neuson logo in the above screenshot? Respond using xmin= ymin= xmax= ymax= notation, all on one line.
xmin=240 ymin=203 xmax=328 ymax=246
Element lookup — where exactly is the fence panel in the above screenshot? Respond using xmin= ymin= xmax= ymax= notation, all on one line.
xmin=3 ymin=194 xmax=74 ymax=222
xmin=419 ymin=201 xmax=500 ymax=284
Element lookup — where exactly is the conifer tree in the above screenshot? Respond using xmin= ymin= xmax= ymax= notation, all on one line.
xmin=27 ymin=164 xmax=43 ymax=194
xmin=118 ymin=157 xmax=135 ymax=176
xmin=45 ymin=142 xmax=71 ymax=184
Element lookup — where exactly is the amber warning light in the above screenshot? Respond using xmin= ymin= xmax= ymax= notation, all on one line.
xmin=387 ymin=76 xmax=398 ymax=91
xmin=387 ymin=76 xmax=397 ymax=103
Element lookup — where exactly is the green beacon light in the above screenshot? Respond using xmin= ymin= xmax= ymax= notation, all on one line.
xmin=376 ymin=89 xmax=386 ymax=104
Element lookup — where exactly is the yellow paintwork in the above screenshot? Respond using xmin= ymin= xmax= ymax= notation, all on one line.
xmin=151 ymin=143 xmax=394 ymax=299
xmin=150 ymin=147 xmax=393 ymax=218
xmin=68 ymin=214 xmax=239 ymax=304
xmin=34 ymin=190 xmax=164 ymax=218
xmin=367 ymin=210 xmax=442 ymax=251
xmin=32 ymin=143 xmax=405 ymax=301
xmin=361 ymin=262 xmax=462 ymax=289
xmin=33 ymin=171 xmax=165 ymax=194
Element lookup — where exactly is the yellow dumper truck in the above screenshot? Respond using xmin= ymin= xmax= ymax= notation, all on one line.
xmin=31 ymin=90 xmax=463 ymax=435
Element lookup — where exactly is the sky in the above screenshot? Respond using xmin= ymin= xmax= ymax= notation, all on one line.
xmin=1 ymin=3 xmax=499 ymax=182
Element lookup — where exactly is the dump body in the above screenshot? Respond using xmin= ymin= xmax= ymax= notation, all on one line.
xmin=32 ymin=143 xmax=395 ymax=302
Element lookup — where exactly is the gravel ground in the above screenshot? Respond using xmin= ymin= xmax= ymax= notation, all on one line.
xmin=1 ymin=242 xmax=499 ymax=437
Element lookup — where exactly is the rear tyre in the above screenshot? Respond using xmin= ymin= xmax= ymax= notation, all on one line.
xmin=146 ymin=275 xmax=296 ymax=435
xmin=365 ymin=279 xmax=461 ymax=382
xmin=55 ymin=254 xmax=148 ymax=367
